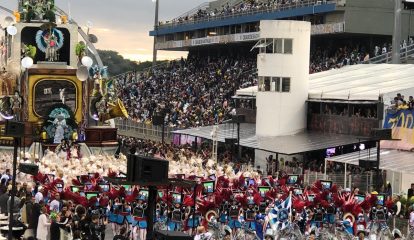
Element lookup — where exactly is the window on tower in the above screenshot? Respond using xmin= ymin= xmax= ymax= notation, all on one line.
xmin=258 ymin=76 xmax=291 ymax=93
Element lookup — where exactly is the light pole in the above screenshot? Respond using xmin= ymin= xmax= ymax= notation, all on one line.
xmin=392 ymin=0 xmax=402 ymax=64
xmin=152 ymin=0 xmax=159 ymax=67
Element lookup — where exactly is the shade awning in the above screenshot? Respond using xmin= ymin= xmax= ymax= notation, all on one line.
xmin=174 ymin=123 xmax=364 ymax=155
xmin=325 ymin=148 xmax=414 ymax=174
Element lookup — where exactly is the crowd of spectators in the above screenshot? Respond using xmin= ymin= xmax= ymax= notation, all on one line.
xmin=309 ymin=44 xmax=370 ymax=73
xmin=390 ymin=93 xmax=414 ymax=110
xmin=0 ymin=173 xmax=106 ymax=240
xmin=162 ymin=0 xmax=318 ymax=25
xmin=115 ymin=43 xmax=392 ymax=128
xmin=118 ymin=135 xmax=256 ymax=166
xmin=116 ymin=56 xmax=256 ymax=129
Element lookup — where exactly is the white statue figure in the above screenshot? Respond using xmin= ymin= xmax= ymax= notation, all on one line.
xmin=43 ymin=31 xmax=58 ymax=61
xmin=59 ymin=88 xmax=66 ymax=104
xmin=49 ymin=113 xmax=67 ymax=144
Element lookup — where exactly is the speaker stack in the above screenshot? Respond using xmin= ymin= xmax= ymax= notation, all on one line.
xmin=4 ymin=121 xmax=25 ymax=137
xmin=19 ymin=163 xmax=39 ymax=175
xmin=152 ymin=115 xmax=164 ymax=126
xmin=127 ymin=155 xmax=169 ymax=183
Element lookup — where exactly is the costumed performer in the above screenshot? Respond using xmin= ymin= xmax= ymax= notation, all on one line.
xmin=168 ymin=199 xmax=185 ymax=231
xmin=108 ymin=197 xmax=122 ymax=236
xmin=227 ymin=196 xmax=242 ymax=235
xmin=132 ymin=194 xmax=147 ymax=240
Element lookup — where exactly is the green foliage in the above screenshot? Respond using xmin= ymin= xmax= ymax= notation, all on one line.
xmin=75 ymin=42 xmax=86 ymax=58
xmin=134 ymin=60 xmax=169 ymax=72
xmin=44 ymin=10 xmax=56 ymax=23
xmin=96 ymin=49 xmax=174 ymax=76
xmin=97 ymin=50 xmax=139 ymax=76
xmin=22 ymin=44 xmax=37 ymax=59
xmin=27 ymin=45 xmax=37 ymax=59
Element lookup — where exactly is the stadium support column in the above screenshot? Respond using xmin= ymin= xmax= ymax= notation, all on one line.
xmin=392 ymin=0 xmax=402 ymax=64
xmin=152 ymin=0 xmax=159 ymax=67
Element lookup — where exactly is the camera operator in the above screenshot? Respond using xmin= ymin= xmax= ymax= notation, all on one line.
xmin=71 ymin=205 xmax=86 ymax=234
xmin=89 ymin=213 xmax=106 ymax=240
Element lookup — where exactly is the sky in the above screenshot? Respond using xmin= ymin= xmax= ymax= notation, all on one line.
xmin=0 ymin=0 xmax=207 ymax=62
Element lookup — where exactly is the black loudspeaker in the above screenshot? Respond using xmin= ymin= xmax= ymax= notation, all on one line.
xmin=404 ymin=1 xmax=414 ymax=10
xmin=232 ymin=114 xmax=245 ymax=123
xmin=127 ymin=155 xmax=169 ymax=183
xmin=4 ymin=121 xmax=25 ymax=137
xmin=225 ymin=138 xmax=237 ymax=145
xmin=153 ymin=230 xmax=192 ymax=240
xmin=359 ymin=159 xmax=377 ymax=169
xmin=370 ymin=128 xmax=392 ymax=140
xmin=19 ymin=163 xmax=39 ymax=175
xmin=152 ymin=115 xmax=164 ymax=126
xmin=377 ymin=102 xmax=384 ymax=120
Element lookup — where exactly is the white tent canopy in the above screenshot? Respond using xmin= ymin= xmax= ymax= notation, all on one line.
xmin=324 ymin=148 xmax=414 ymax=191
xmin=236 ymin=64 xmax=414 ymax=101
xmin=325 ymin=148 xmax=414 ymax=174
xmin=309 ymin=64 xmax=414 ymax=101
xmin=236 ymin=86 xmax=258 ymax=97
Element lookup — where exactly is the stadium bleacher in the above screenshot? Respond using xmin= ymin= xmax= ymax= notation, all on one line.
xmin=116 ymin=0 xmax=414 ymax=128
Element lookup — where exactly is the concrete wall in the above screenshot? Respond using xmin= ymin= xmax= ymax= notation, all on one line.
xmin=344 ymin=0 xmax=414 ymax=40
xmin=256 ymin=20 xmax=310 ymax=136
xmin=325 ymin=11 xmax=345 ymax=23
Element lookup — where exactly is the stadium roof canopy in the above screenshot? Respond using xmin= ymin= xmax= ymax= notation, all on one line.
xmin=173 ymin=123 xmax=365 ymax=155
xmin=325 ymin=147 xmax=414 ymax=174
xmin=236 ymin=64 xmax=414 ymax=102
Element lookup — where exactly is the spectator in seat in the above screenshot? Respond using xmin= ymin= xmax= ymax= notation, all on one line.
xmin=408 ymin=183 xmax=414 ymax=200
xmin=408 ymin=96 xmax=414 ymax=109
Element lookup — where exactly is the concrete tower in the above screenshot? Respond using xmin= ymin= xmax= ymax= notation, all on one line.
xmin=255 ymin=20 xmax=311 ymax=136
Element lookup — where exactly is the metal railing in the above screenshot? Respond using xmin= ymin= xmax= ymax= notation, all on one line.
xmin=115 ymin=118 xmax=176 ymax=143
xmin=363 ymin=43 xmax=414 ymax=64
xmin=176 ymin=2 xmax=210 ymax=20
xmin=303 ymin=171 xmax=374 ymax=193
xmin=158 ymin=0 xmax=335 ymax=29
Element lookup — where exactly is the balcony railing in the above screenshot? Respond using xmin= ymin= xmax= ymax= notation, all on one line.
xmin=115 ymin=118 xmax=176 ymax=143
xmin=158 ymin=0 xmax=336 ymax=29
xmin=363 ymin=43 xmax=414 ymax=64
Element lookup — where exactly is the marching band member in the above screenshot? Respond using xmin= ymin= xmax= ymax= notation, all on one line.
xmin=244 ymin=196 xmax=257 ymax=231
xmin=219 ymin=200 xmax=229 ymax=231
xmin=132 ymin=195 xmax=147 ymax=240
xmin=227 ymin=197 xmax=242 ymax=235
xmin=108 ymin=197 xmax=122 ymax=236
xmin=168 ymin=201 xmax=185 ymax=231
xmin=186 ymin=206 xmax=201 ymax=236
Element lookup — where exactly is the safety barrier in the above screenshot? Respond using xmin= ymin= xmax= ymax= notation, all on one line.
xmin=115 ymin=118 xmax=175 ymax=143
xmin=363 ymin=43 xmax=414 ymax=64
xmin=303 ymin=171 xmax=374 ymax=193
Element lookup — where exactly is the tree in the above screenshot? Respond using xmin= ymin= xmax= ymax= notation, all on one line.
xmin=96 ymin=50 xmax=139 ymax=76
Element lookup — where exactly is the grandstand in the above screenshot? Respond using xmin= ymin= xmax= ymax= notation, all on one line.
xmin=112 ymin=0 xmax=414 ymax=194
xmin=115 ymin=0 xmax=414 ymax=131
xmin=151 ymin=0 xmax=414 ymax=54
